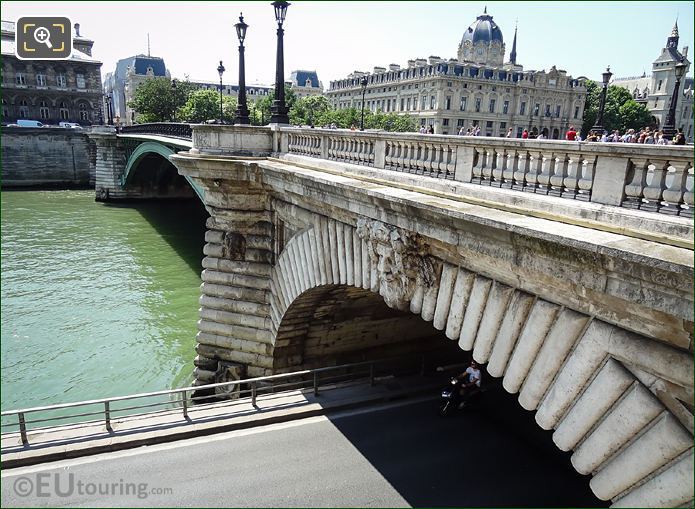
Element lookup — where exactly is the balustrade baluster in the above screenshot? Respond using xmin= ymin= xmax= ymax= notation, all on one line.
xmin=576 ymin=157 xmax=594 ymax=201
xmin=407 ymin=142 xmax=417 ymax=174
xmin=661 ymin=161 xmax=692 ymax=215
xmin=682 ymin=165 xmax=694 ymax=217
xmin=427 ymin=143 xmax=438 ymax=177
xmin=501 ymin=150 xmax=516 ymax=188
xmin=561 ymin=153 xmax=583 ymax=199
xmin=535 ymin=152 xmax=553 ymax=194
xmin=368 ymin=140 xmax=375 ymax=167
xmin=641 ymin=160 xmax=668 ymax=212
xmin=446 ymin=145 xmax=456 ymax=179
xmin=481 ymin=150 xmax=494 ymax=184
xmin=471 ymin=148 xmax=485 ymax=183
xmin=492 ymin=149 xmax=506 ymax=186
xmin=622 ymin=159 xmax=649 ymax=208
xmin=549 ymin=154 xmax=568 ymax=197
xmin=524 ymin=151 xmax=542 ymax=192
xmin=513 ymin=150 xmax=529 ymax=190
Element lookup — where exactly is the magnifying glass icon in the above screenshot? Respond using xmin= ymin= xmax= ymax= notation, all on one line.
xmin=34 ymin=26 xmax=52 ymax=48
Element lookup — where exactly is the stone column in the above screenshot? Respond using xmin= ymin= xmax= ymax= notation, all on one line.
xmin=172 ymin=155 xmax=277 ymax=385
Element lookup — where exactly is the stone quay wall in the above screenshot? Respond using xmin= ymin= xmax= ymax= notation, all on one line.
xmin=1 ymin=127 xmax=95 ymax=188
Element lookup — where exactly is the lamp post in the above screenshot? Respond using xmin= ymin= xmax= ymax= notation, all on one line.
xmin=105 ymin=95 xmax=113 ymax=125
xmin=235 ymin=14 xmax=250 ymax=125
xmin=171 ymin=78 xmax=178 ymax=122
xmin=217 ymin=61 xmax=225 ymax=124
xmin=663 ymin=58 xmax=688 ymax=141
xmin=270 ymin=0 xmax=290 ymax=124
xmin=360 ymin=76 xmax=368 ymax=131
xmin=591 ymin=66 xmax=612 ymax=134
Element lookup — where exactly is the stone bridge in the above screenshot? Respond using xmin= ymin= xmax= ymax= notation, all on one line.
xmin=90 ymin=124 xmax=694 ymax=507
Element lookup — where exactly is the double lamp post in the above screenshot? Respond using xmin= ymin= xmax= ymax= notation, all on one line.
xmin=214 ymin=1 xmax=290 ymax=125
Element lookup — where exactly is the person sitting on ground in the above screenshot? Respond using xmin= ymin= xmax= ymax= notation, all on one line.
xmin=457 ymin=360 xmax=482 ymax=406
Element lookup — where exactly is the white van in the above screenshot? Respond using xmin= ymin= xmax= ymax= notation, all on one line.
xmin=16 ymin=120 xmax=45 ymax=128
xmin=59 ymin=122 xmax=82 ymax=129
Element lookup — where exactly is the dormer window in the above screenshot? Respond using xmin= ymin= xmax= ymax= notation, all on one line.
xmin=76 ymin=73 xmax=86 ymax=89
xmin=305 ymin=78 xmax=312 ymax=87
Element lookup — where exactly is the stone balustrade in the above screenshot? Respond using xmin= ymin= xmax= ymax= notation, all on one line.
xmin=182 ymin=124 xmax=695 ymax=218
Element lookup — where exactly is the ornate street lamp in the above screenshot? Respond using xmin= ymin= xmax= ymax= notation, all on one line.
xmin=663 ymin=57 xmax=688 ymax=141
xmin=591 ymin=66 xmax=612 ymax=134
xmin=235 ymin=14 xmax=250 ymax=125
xmin=360 ymin=76 xmax=368 ymax=131
xmin=270 ymin=0 xmax=290 ymax=124
xmin=105 ymin=95 xmax=113 ymax=125
xmin=217 ymin=61 xmax=226 ymax=124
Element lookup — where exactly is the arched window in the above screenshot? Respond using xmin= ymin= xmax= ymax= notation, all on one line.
xmin=19 ymin=99 xmax=29 ymax=118
xmin=59 ymin=102 xmax=69 ymax=120
xmin=39 ymin=100 xmax=50 ymax=119
xmin=78 ymin=103 xmax=89 ymax=121
xmin=2 ymin=99 xmax=8 ymax=119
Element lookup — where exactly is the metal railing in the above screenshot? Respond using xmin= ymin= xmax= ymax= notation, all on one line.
xmin=1 ymin=355 xmax=426 ymax=446
xmin=119 ymin=122 xmax=192 ymax=140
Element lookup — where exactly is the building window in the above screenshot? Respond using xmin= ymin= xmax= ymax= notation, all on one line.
xmin=489 ymin=99 xmax=496 ymax=113
xmin=520 ymin=102 xmax=526 ymax=115
xmin=2 ymin=99 xmax=8 ymax=118
xmin=447 ymin=81 xmax=452 ymax=87
xmin=39 ymin=100 xmax=50 ymax=119
xmin=15 ymin=72 xmax=26 ymax=85
xmin=19 ymin=100 xmax=29 ymax=118
xmin=475 ymin=98 xmax=481 ymax=112
xmin=460 ymin=96 xmax=467 ymax=111
xmin=407 ymin=97 xmax=411 ymax=110
xmin=421 ymin=96 xmax=426 ymax=110
xmin=457 ymin=119 xmax=465 ymax=127
xmin=79 ymin=103 xmax=89 ymax=121
xmin=658 ymin=80 xmax=662 ymax=91
xmin=59 ymin=102 xmax=69 ymax=119
xmin=400 ymin=98 xmax=405 ymax=111
xmin=445 ymin=96 xmax=451 ymax=110
xmin=517 ymin=127 xmax=523 ymax=137
xmin=534 ymin=103 xmax=540 ymax=116
xmin=76 ymin=74 xmax=86 ymax=89
xmin=430 ymin=95 xmax=435 ymax=109
xmin=500 ymin=122 xmax=507 ymax=129
xmin=555 ymin=105 xmax=561 ymax=118
xmin=56 ymin=73 xmax=67 ymax=87
xmin=503 ymin=100 xmax=509 ymax=114
xmin=574 ymin=106 xmax=580 ymax=119
xmin=443 ymin=118 xmax=449 ymax=126
xmin=544 ymin=104 xmax=551 ymax=116
xmin=36 ymin=74 xmax=47 ymax=86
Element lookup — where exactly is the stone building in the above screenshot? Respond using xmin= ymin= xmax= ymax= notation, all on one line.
xmin=103 ymin=55 xmax=171 ymax=125
xmin=326 ymin=8 xmax=587 ymax=137
xmin=1 ymin=20 xmax=103 ymax=125
xmin=612 ymin=22 xmax=694 ymax=142
xmin=289 ymin=70 xmax=323 ymax=98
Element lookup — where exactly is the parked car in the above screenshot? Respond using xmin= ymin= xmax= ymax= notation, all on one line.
xmin=16 ymin=119 xmax=45 ymax=128
xmin=59 ymin=122 xmax=82 ymax=129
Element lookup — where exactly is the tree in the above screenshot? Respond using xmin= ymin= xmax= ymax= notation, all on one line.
xmin=178 ymin=89 xmax=237 ymax=123
xmin=128 ymin=77 xmax=193 ymax=123
xmin=581 ymin=80 xmax=654 ymax=136
xmin=290 ymin=95 xmax=331 ymax=126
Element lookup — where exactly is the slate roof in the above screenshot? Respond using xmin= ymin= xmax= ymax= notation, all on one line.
xmin=290 ymin=70 xmax=320 ymax=88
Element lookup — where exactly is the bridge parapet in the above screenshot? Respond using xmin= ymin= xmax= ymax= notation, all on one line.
xmin=277 ymin=128 xmax=694 ymax=218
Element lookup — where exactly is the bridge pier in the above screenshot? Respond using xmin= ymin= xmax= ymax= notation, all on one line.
xmin=89 ymin=129 xmax=132 ymax=201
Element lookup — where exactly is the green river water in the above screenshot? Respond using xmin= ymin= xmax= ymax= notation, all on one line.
xmin=1 ymin=190 xmax=208 ymax=415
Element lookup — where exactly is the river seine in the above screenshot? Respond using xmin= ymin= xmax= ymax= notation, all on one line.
xmin=1 ymin=190 xmax=207 ymax=413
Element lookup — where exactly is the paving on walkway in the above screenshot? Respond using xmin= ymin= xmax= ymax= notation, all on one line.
xmin=1 ymin=374 xmax=445 ymax=469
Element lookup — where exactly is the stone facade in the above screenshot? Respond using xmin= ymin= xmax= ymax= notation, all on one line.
xmin=326 ymin=8 xmax=587 ymax=137
xmin=289 ymin=70 xmax=323 ymax=98
xmin=1 ymin=20 xmax=103 ymax=125
xmin=613 ymin=22 xmax=694 ymax=142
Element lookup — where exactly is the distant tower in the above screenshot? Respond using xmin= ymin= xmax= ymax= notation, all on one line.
xmin=509 ymin=21 xmax=518 ymax=65
xmin=667 ymin=20 xmax=679 ymax=49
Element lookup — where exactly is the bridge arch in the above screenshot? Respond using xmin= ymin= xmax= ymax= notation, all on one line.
xmin=268 ymin=218 xmax=694 ymax=506
xmin=123 ymin=141 xmax=204 ymax=201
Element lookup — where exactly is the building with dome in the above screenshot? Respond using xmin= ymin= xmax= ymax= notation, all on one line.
xmin=326 ymin=7 xmax=586 ymax=137
xmin=612 ymin=22 xmax=693 ymax=142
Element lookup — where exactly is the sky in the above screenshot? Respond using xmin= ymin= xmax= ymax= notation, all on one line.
xmin=2 ymin=1 xmax=693 ymax=88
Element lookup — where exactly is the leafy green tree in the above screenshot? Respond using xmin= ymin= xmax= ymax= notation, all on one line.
xmin=290 ymin=95 xmax=331 ymax=126
xmin=128 ymin=77 xmax=193 ymax=123
xmin=178 ymin=89 xmax=237 ymax=123
xmin=581 ymin=80 xmax=654 ymax=135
